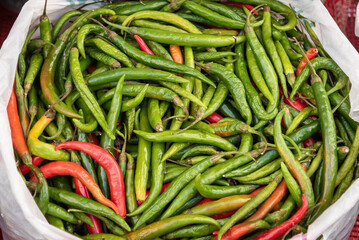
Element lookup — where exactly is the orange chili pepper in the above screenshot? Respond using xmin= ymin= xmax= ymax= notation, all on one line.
xmin=7 ymin=84 xmax=32 ymax=165
xmin=296 ymin=48 xmax=319 ymax=77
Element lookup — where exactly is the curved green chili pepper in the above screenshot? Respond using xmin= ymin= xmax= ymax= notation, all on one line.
xmin=73 ymin=98 xmax=98 ymax=133
xmin=70 ymin=47 xmax=115 ymax=140
xmin=195 ymin=174 xmax=257 ymax=198
xmin=335 ymin=125 xmax=359 ymax=186
xmin=127 ymin=214 xmax=220 ymax=240
xmin=27 ymin=109 xmax=69 ymax=161
xmin=281 ymin=162 xmax=302 ymax=206
xmin=290 ymin=57 xmax=349 ymax=100
xmin=122 ymin=10 xmax=202 ymax=33
xmin=196 ymin=62 xmax=252 ymax=124
xmin=51 ymin=10 xmax=83 ymax=40
xmin=274 ymin=109 xmax=314 ymax=209
xmin=42 ymin=113 xmax=65 ymax=141
xmin=23 ymin=53 xmax=44 ymax=96
xmin=46 ymin=201 xmax=80 ymax=224
xmin=103 ymin=18 xmax=245 ymax=48
xmin=87 ymin=68 xmax=188 ymax=86
xmin=134 ymin=129 xmax=237 ymax=151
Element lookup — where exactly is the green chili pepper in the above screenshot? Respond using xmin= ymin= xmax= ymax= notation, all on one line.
xmin=134 ymin=152 xmax=237 ymax=229
xmin=290 ymin=57 xmax=349 ymax=101
xmin=196 ymin=62 xmax=252 ymax=124
xmin=333 ymin=167 xmax=354 ymax=202
xmin=195 ymin=174 xmax=257 ymax=198
xmin=232 ymin=158 xmax=282 ymax=181
xmin=51 ymin=10 xmax=83 ymax=40
xmin=114 ymin=0 xmax=168 ymax=15
xmin=134 ymin=129 xmax=237 ymax=151
xmin=23 ymin=53 xmax=44 ymax=96
xmin=30 ymin=164 xmax=49 ymax=215
xmin=135 ymin=100 xmax=153 ymax=202
xmin=203 ymin=82 xmax=229 ymax=119
xmin=70 ymin=48 xmax=115 ymax=140
xmin=245 ymin=14 xmax=279 ymax=116
xmin=45 ymin=201 xmax=80 ymax=224
xmin=85 ymin=38 xmax=134 ymax=67
xmin=182 ymin=1 xmax=257 ymax=29
xmin=281 ymin=162 xmax=302 ymax=206
xmin=127 ymin=214 xmax=220 ymax=240
xmin=263 ymin=5 xmax=288 ymax=97
xmin=335 ymin=125 xmax=359 ymax=186
xmin=46 ymin=214 xmax=65 ymax=231
xmin=104 ymin=18 xmax=245 ymax=48
xmin=309 ymin=72 xmax=338 ymax=222
xmin=235 ymin=39 xmax=277 ymax=121
xmin=72 ymin=99 xmax=98 ymax=133
xmin=165 ymin=218 xmax=228 ymax=239
xmin=122 ymin=10 xmax=201 ymax=34
xmin=40 ymin=2 xmax=52 ymax=58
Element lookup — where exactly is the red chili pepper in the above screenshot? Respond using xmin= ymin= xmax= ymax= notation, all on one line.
xmin=55 ymin=141 xmax=126 ymax=217
xmin=206 ymin=112 xmax=223 ymax=123
xmin=19 ymin=155 xmax=45 ymax=175
xmin=251 ymin=194 xmax=308 ymax=240
xmin=7 ymin=84 xmax=32 ymax=165
xmin=73 ymin=178 xmax=103 ymax=234
xmin=296 ymin=48 xmax=319 ymax=77
xmin=30 ymin=161 xmax=120 ymax=215
xmin=134 ymin=35 xmax=154 ymax=55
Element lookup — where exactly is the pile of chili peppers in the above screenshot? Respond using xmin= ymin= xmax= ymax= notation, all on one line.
xmin=8 ymin=0 xmax=359 ymax=239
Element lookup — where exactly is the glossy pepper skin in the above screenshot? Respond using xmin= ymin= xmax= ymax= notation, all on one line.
xmin=56 ymin=141 xmax=126 ymax=218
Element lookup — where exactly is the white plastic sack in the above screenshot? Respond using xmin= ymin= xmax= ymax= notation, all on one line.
xmin=0 ymin=0 xmax=359 ymax=239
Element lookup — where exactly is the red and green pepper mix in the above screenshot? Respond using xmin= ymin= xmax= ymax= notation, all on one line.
xmin=8 ymin=1 xmax=358 ymax=239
